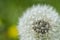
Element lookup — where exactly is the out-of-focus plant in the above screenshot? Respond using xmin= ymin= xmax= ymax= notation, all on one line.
xmin=7 ymin=25 xmax=18 ymax=38
xmin=0 ymin=18 xmax=6 ymax=40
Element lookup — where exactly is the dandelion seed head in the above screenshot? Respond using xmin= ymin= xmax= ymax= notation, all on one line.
xmin=18 ymin=4 xmax=60 ymax=40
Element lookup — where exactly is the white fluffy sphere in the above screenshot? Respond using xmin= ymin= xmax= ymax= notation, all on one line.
xmin=18 ymin=4 xmax=60 ymax=40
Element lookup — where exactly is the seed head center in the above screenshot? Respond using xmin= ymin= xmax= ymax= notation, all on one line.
xmin=32 ymin=20 xmax=50 ymax=34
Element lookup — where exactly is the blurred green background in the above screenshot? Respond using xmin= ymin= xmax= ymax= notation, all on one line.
xmin=0 ymin=0 xmax=60 ymax=40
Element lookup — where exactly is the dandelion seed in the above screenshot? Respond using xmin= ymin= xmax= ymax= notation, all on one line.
xmin=18 ymin=4 xmax=60 ymax=40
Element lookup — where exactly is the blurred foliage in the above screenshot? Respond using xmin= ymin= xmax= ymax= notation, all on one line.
xmin=0 ymin=0 xmax=60 ymax=40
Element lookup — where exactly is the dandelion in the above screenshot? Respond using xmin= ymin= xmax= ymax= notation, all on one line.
xmin=18 ymin=4 xmax=60 ymax=40
xmin=7 ymin=25 xmax=18 ymax=38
